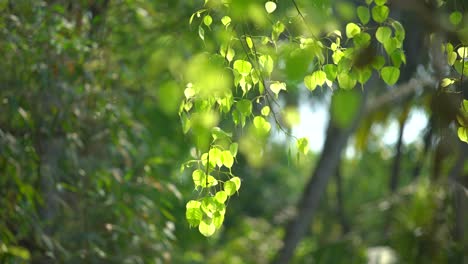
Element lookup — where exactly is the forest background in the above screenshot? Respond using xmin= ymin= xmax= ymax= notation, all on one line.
xmin=0 ymin=0 xmax=467 ymax=263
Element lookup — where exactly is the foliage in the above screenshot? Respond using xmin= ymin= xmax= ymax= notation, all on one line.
xmin=1 ymin=0 xmax=467 ymax=263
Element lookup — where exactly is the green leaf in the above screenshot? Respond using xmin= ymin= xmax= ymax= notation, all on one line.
xmin=357 ymin=6 xmax=370 ymax=25
xmin=457 ymin=47 xmax=468 ymax=58
xmin=346 ymin=23 xmax=361 ymax=38
xmin=199 ymin=219 xmax=216 ymax=237
xmin=323 ymin=64 xmax=338 ymax=80
xmin=371 ymin=56 xmax=385 ymax=70
xmin=229 ymin=143 xmax=238 ymax=156
xmin=448 ymin=51 xmax=457 ymax=66
xmin=391 ymin=21 xmax=405 ymax=42
xmin=356 ymin=68 xmax=372 ymax=84
xmin=390 ymin=49 xmax=406 ymax=67
xmin=224 ymin=181 xmax=237 ymax=196
xmin=297 ymin=138 xmax=309 ymax=155
xmin=376 ymin=26 xmax=391 ymax=43
xmin=192 ymin=169 xmax=205 ymax=187
xmin=220 ymin=44 xmax=235 ymax=62
xmin=449 ymin=11 xmax=462 ymax=26
xmin=353 ymin=32 xmax=371 ymax=47
xmin=236 ymin=99 xmax=252 ymax=116
xmin=458 ymin=127 xmax=468 ymax=143
xmin=221 ymin=150 xmax=234 ymax=168
xmin=186 ymin=200 xmax=203 ymax=226
xmin=381 ymin=66 xmax=400 ymax=85
xmin=213 ymin=212 xmax=225 ymax=228
xmin=246 ymin=36 xmax=253 ymax=49
xmin=383 ymin=38 xmax=398 ymax=54
xmin=375 ymin=0 xmax=386 ymax=6
xmin=372 ymin=5 xmax=389 ymax=23
xmin=215 ymin=191 xmax=228 ymax=203
xmin=261 ymin=106 xmax=270 ymax=116
xmin=209 ymin=147 xmax=223 ymax=167
xmin=198 ymin=26 xmax=205 ymax=40
xmin=230 ymin=177 xmax=241 ymax=191
xmin=221 ymin=16 xmax=231 ymax=27
xmin=337 ymin=73 xmax=357 ymax=90
xmin=332 ymin=50 xmax=344 ymax=64
xmin=304 ymin=70 xmax=327 ymax=91
xmin=233 ymin=60 xmax=252 ymax=76
xmin=270 ymin=81 xmax=286 ymax=96
xmin=203 ymin=15 xmax=212 ymax=27
xmin=259 ymin=55 xmax=274 ymax=75
xmin=253 ymin=116 xmax=271 ymax=134
xmin=440 ymin=78 xmax=454 ymax=87
xmin=265 ymin=1 xmax=277 ymax=13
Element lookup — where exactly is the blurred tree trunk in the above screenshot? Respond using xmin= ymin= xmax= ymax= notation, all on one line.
xmin=272 ymin=90 xmax=367 ymax=264
xmin=335 ymin=164 xmax=350 ymax=234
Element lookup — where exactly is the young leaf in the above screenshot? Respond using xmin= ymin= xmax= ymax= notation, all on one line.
xmin=372 ymin=5 xmax=389 ymax=23
xmin=192 ymin=169 xmax=205 ymax=187
xmin=449 ymin=11 xmax=462 ymax=26
xmin=265 ymin=1 xmax=277 ymax=13
xmin=221 ymin=16 xmax=231 ymax=27
xmin=198 ymin=26 xmax=205 ymax=40
xmin=376 ymin=26 xmax=391 ymax=43
xmin=209 ymin=147 xmax=223 ymax=167
xmin=253 ymin=116 xmax=271 ymax=134
xmin=199 ymin=219 xmax=216 ymax=237
xmin=215 ymin=191 xmax=228 ymax=203
xmin=186 ymin=205 xmax=203 ymax=226
xmin=203 ymin=15 xmax=212 ymax=27
xmin=221 ymin=150 xmax=234 ymax=168
xmin=346 ymin=23 xmax=361 ymax=38
xmin=305 ymin=71 xmax=326 ymax=91
xmin=357 ymin=6 xmax=370 ymax=25
xmin=440 ymin=78 xmax=454 ymax=87
xmin=457 ymin=47 xmax=468 ymax=58
xmin=323 ymin=64 xmax=338 ymax=80
xmin=391 ymin=21 xmax=405 ymax=42
xmin=458 ymin=127 xmax=468 ymax=143
xmin=297 ymin=138 xmax=309 ymax=155
xmin=381 ymin=66 xmax=400 ymax=85
xmin=230 ymin=177 xmax=241 ymax=191
xmin=246 ymin=36 xmax=253 ymax=49
xmin=374 ymin=0 xmax=387 ymax=5
xmin=270 ymin=81 xmax=286 ymax=96
xmin=236 ymin=99 xmax=252 ymax=116
xmin=229 ymin=143 xmax=238 ymax=156
xmin=261 ymin=106 xmax=270 ymax=116
xmin=233 ymin=60 xmax=252 ymax=76
xmin=337 ymin=73 xmax=357 ymax=90
xmin=259 ymin=55 xmax=274 ymax=75
xmin=447 ymin=51 xmax=457 ymax=65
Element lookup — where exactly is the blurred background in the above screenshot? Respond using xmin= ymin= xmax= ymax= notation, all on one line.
xmin=0 ymin=0 xmax=467 ymax=263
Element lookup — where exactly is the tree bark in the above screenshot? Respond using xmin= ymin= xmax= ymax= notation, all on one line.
xmin=272 ymin=90 xmax=367 ymax=264
xmin=390 ymin=113 xmax=407 ymax=192
xmin=335 ymin=164 xmax=350 ymax=234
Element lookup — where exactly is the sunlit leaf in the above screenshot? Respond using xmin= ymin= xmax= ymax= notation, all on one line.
xmin=381 ymin=66 xmax=400 ymax=85
xmin=265 ymin=1 xmax=277 ymax=13
xmin=270 ymin=81 xmax=286 ymax=96
xmin=346 ymin=23 xmax=361 ymax=39
xmin=203 ymin=15 xmax=212 ymax=27
xmin=199 ymin=219 xmax=216 ymax=236
xmin=376 ymin=26 xmax=391 ymax=43
xmin=372 ymin=5 xmax=389 ymax=23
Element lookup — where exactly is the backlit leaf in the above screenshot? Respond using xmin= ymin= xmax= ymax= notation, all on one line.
xmin=381 ymin=66 xmax=400 ymax=85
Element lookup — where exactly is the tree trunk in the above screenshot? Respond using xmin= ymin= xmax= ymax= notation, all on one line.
xmin=272 ymin=90 xmax=367 ymax=264
xmin=335 ymin=164 xmax=350 ymax=234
